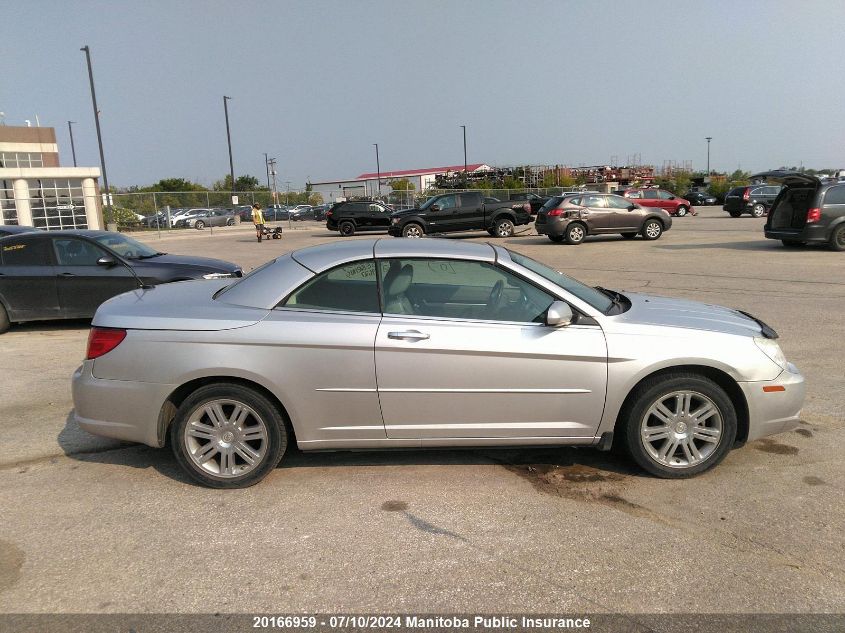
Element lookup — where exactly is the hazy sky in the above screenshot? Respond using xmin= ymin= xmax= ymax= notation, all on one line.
xmin=4 ymin=0 xmax=844 ymax=188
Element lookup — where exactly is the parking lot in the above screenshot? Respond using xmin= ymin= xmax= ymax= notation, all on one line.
xmin=2 ymin=206 xmax=844 ymax=615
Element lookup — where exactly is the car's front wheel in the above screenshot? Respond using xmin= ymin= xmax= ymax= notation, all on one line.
xmin=751 ymin=204 xmax=766 ymax=218
xmin=619 ymin=373 xmax=737 ymax=478
xmin=170 ymin=383 xmax=287 ymax=488
xmin=402 ymin=223 xmax=424 ymax=238
xmin=829 ymin=224 xmax=845 ymax=252
xmin=641 ymin=219 xmax=663 ymax=240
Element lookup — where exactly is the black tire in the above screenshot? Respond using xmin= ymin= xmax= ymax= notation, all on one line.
xmin=170 ymin=383 xmax=287 ymax=489
xmin=564 ymin=222 xmax=586 ymax=245
xmin=728 ymin=210 xmax=742 ymax=218
xmin=617 ymin=373 xmax=737 ymax=478
xmin=781 ymin=239 xmax=805 ymax=248
xmin=829 ymin=225 xmax=845 ymax=252
xmin=0 ymin=303 xmax=9 ymax=334
xmin=641 ymin=219 xmax=663 ymax=240
xmin=195 ymin=220 xmax=205 ymax=229
xmin=548 ymin=234 xmax=565 ymax=243
xmin=621 ymin=232 xmax=637 ymax=240
xmin=338 ymin=221 xmax=356 ymax=237
xmin=226 ymin=218 xmax=235 ymax=226
xmin=751 ymin=204 xmax=766 ymax=218
xmin=402 ymin=223 xmax=424 ymax=238
xmin=676 ymin=205 xmax=688 ymax=217
xmin=493 ymin=218 xmax=515 ymax=238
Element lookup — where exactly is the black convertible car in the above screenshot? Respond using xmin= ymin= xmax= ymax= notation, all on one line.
xmin=0 ymin=230 xmax=241 ymax=333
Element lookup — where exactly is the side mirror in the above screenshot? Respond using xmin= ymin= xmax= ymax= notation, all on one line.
xmin=430 ymin=204 xmax=441 ymax=212
xmin=669 ymin=196 xmax=676 ymax=200
xmin=97 ymin=256 xmax=117 ymax=267
xmin=545 ymin=301 xmax=573 ymax=327
xmin=628 ymin=204 xmax=637 ymax=211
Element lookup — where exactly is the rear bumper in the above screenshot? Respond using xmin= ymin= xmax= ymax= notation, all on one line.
xmin=764 ymin=225 xmax=829 ymax=243
xmin=72 ymin=361 xmax=176 ymax=448
xmin=739 ymin=362 xmax=806 ymax=442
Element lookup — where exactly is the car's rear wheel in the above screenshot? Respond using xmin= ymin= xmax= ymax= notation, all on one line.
xmin=565 ymin=223 xmax=586 ymax=245
xmin=751 ymin=204 xmax=766 ymax=218
xmin=338 ymin=221 xmax=356 ymax=237
xmin=548 ymin=234 xmax=565 ymax=243
xmin=828 ymin=224 xmax=845 ymax=251
xmin=402 ymin=223 xmax=424 ymax=238
xmin=195 ymin=220 xmax=205 ymax=229
xmin=728 ymin=210 xmax=742 ymax=218
xmin=782 ymin=239 xmax=805 ymax=248
xmin=642 ymin=219 xmax=663 ymax=240
xmin=621 ymin=232 xmax=637 ymax=239
xmin=494 ymin=218 xmax=515 ymax=238
xmin=0 ymin=303 xmax=9 ymax=334
xmin=619 ymin=373 xmax=737 ymax=478
xmin=676 ymin=205 xmax=688 ymax=217
xmin=171 ymin=383 xmax=287 ymax=489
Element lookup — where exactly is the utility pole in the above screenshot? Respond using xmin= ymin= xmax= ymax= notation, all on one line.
xmin=285 ymin=181 xmax=291 ymax=207
xmin=705 ymin=137 xmax=712 ymax=176
xmin=373 ymin=143 xmax=381 ymax=199
xmin=67 ymin=121 xmax=78 ymax=167
xmin=460 ymin=125 xmax=467 ymax=186
xmin=268 ymin=158 xmax=278 ymax=205
xmin=223 ymin=96 xmax=235 ymax=199
xmin=263 ymin=152 xmax=271 ymax=191
xmin=80 ymin=46 xmax=111 ymax=218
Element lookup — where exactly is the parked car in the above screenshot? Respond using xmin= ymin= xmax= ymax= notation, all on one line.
xmin=388 ymin=191 xmax=532 ymax=238
xmin=508 ymin=191 xmax=550 ymax=214
xmin=72 ymin=238 xmax=805 ymax=488
xmin=0 ymin=230 xmax=242 ymax=333
xmin=326 ymin=200 xmax=394 ymax=235
xmin=622 ymin=188 xmax=694 ymax=216
xmin=311 ymin=204 xmax=330 ymax=222
xmin=760 ymin=171 xmax=845 ymax=250
xmin=685 ymin=191 xmax=718 ymax=206
xmin=142 ymin=213 xmax=167 ymax=228
xmin=180 ymin=209 xmax=237 ymax=229
xmin=262 ymin=205 xmax=291 ymax=222
xmin=723 ymin=184 xmax=782 ymax=218
xmin=171 ymin=208 xmax=211 ymax=227
xmin=536 ymin=193 xmax=672 ymax=244
xmin=0 ymin=225 xmax=39 ymax=237
xmin=289 ymin=205 xmax=314 ymax=221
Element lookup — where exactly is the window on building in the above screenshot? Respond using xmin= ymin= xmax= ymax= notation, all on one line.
xmin=0 ymin=152 xmax=44 ymax=168
xmin=28 ymin=179 xmax=88 ymax=230
xmin=0 ymin=181 xmax=16 ymax=225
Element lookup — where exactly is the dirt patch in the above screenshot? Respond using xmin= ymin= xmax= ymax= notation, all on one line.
xmin=795 ymin=428 xmax=813 ymax=438
xmin=802 ymin=476 xmax=825 ymax=486
xmin=0 ymin=540 xmax=25 ymax=592
xmin=753 ymin=438 xmax=799 ymax=455
xmin=381 ymin=500 xmax=408 ymax=512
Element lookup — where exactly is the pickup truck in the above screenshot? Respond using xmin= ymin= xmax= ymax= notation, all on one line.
xmin=387 ymin=191 xmax=533 ymax=238
xmin=508 ymin=191 xmax=550 ymax=214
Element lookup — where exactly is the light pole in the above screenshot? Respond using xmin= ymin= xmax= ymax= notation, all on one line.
xmin=268 ymin=158 xmax=278 ymax=205
xmin=263 ymin=152 xmax=271 ymax=191
xmin=223 ymin=96 xmax=235 ymax=198
xmin=705 ymin=137 xmax=712 ymax=176
xmin=80 ymin=46 xmax=111 ymax=219
xmin=67 ymin=121 xmax=77 ymax=167
xmin=460 ymin=125 xmax=467 ymax=185
xmin=373 ymin=143 xmax=381 ymax=199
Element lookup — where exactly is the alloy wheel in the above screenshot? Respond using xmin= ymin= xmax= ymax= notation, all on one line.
xmin=640 ymin=390 xmax=723 ymax=468
xmin=645 ymin=222 xmax=661 ymax=238
xmin=403 ymin=225 xmax=423 ymax=238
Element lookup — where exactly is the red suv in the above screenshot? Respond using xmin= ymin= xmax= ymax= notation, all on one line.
xmin=622 ymin=188 xmax=695 ymax=216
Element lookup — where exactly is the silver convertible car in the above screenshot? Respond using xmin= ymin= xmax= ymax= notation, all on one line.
xmin=73 ymin=239 xmax=805 ymax=488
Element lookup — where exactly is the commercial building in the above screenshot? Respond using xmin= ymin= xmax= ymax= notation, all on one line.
xmin=0 ymin=125 xmax=103 ymax=230
xmin=309 ymin=163 xmax=491 ymax=202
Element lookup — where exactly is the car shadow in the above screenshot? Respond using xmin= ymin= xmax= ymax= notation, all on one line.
xmin=58 ymin=409 xmax=642 ymax=486
xmin=7 ymin=318 xmax=91 ymax=333
xmin=656 ymin=241 xmax=826 ymax=252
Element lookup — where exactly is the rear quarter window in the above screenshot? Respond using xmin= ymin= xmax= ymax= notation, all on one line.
xmin=824 ymin=185 xmax=845 ymax=205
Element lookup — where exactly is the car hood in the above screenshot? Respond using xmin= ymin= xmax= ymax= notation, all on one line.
xmin=391 ymin=207 xmax=422 ymax=218
xmin=751 ymin=170 xmax=820 ymax=187
xmin=132 ymin=253 xmax=240 ymax=273
xmin=612 ymin=292 xmax=766 ymax=338
xmin=92 ymin=279 xmax=268 ymax=331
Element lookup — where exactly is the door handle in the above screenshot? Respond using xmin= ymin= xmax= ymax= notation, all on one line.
xmin=387 ymin=330 xmax=430 ymax=341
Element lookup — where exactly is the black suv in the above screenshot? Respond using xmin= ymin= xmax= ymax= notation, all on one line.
xmin=326 ymin=200 xmax=393 ymax=236
xmin=684 ymin=191 xmax=718 ymax=206
xmin=723 ymin=184 xmax=782 ymax=217
xmin=760 ymin=171 xmax=845 ymax=251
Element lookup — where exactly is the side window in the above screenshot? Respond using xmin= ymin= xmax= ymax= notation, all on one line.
xmin=643 ymin=190 xmax=659 ymax=199
xmin=606 ymin=195 xmax=632 ymax=209
xmin=1 ymin=238 xmax=53 ymax=266
xmin=766 ymin=186 xmax=781 ymax=196
xmin=567 ymin=197 xmax=581 ymax=206
xmin=824 ymin=185 xmax=845 ymax=205
xmin=436 ymin=195 xmax=457 ymax=210
xmin=583 ymin=195 xmax=606 ymax=208
xmin=368 ymin=204 xmax=384 ymax=214
xmin=626 ymin=191 xmax=642 ymax=199
xmin=378 ymin=258 xmax=555 ymax=323
xmin=751 ymin=187 xmax=764 ymax=196
xmin=282 ymin=260 xmax=379 ymax=313
xmin=658 ymin=190 xmax=674 ymax=200
xmin=53 ymin=238 xmax=106 ymax=266
xmin=459 ymin=192 xmax=482 ymax=207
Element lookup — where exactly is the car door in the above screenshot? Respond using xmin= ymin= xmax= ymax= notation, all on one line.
xmin=0 ymin=235 xmax=60 ymax=321
xmin=657 ymin=189 xmax=677 ymax=212
xmin=52 ymin=237 xmax=137 ymax=318
xmin=374 ymin=257 xmax=608 ymax=440
xmin=456 ymin=192 xmax=484 ymax=230
xmin=640 ymin=189 xmax=660 ymax=209
xmin=427 ymin=194 xmax=459 ymax=232
xmin=581 ymin=194 xmax=614 ymax=232
xmin=605 ymin=194 xmax=641 ymax=230
xmin=370 ymin=203 xmax=393 ymax=228
xmin=264 ymin=258 xmax=386 ymax=445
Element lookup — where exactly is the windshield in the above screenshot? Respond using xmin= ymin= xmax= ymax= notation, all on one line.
xmin=93 ymin=233 xmax=161 ymax=259
xmin=507 ymin=250 xmax=614 ymax=313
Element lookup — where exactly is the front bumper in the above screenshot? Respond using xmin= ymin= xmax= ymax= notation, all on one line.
xmin=72 ymin=361 xmax=177 ymax=448
xmin=739 ymin=362 xmax=806 ymax=442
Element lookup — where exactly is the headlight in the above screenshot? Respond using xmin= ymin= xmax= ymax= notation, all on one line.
xmin=754 ymin=337 xmax=786 ymax=369
xmin=202 ymin=272 xmax=235 ymax=280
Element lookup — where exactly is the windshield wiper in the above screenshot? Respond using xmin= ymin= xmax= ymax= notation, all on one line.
xmin=595 ymin=286 xmax=625 ymax=313
xmin=135 ymin=252 xmax=164 ymax=259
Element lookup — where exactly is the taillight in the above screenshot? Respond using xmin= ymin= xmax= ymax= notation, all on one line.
xmin=523 ymin=203 xmax=531 ymax=213
xmin=326 ymin=211 xmax=333 ymax=217
xmin=86 ymin=327 xmax=127 ymax=359
xmin=806 ymin=208 xmax=821 ymax=223
xmin=547 ymin=208 xmax=564 ymax=217
xmin=742 ymin=188 xmax=750 ymax=201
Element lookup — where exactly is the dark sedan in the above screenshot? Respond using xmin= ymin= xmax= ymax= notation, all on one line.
xmin=684 ymin=191 xmax=718 ymax=206
xmin=0 ymin=230 xmax=241 ymax=333
xmin=0 ymin=225 xmax=39 ymax=237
